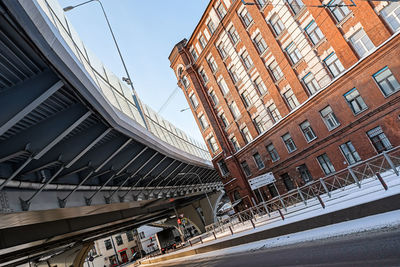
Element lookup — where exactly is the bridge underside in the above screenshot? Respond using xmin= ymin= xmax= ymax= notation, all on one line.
xmin=0 ymin=0 xmax=223 ymax=265
xmin=0 ymin=0 xmax=220 ymax=213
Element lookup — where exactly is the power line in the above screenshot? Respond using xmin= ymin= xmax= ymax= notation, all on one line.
xmin=157 ymin=86 xmax=180 ymax=114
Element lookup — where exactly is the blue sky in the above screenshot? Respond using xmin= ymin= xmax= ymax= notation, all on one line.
xmin=59 ymin=0 xmax=209 ymax=142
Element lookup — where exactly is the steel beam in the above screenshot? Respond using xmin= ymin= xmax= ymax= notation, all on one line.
xmin=0 ymin=111 xmax=91 ymax=191
xmin=0 ymin=81 xmax=63 ymax=136
xmin=148 ymin=162 xmax=185 ymax=196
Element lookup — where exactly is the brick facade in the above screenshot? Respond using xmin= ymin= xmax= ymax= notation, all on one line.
xmin=169 ymin=0 xmax=400 ymax=211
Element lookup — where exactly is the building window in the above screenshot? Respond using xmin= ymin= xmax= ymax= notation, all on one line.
xmin=282 ymin=133 xmax=297 ymax=153
xmin=126 ymin=231 xmax=134 ymax=242
xmin=267 ymin=143 xmax=280 ymax=162
xmin=217 ymin=43 xmax=228 ymax=60
xmin=298 ymin=164 xmax=313 ymax=183
xmin=209 ymin=90 xmax=219 ymax=106
xmin=344 ymin=88 xmax=367 ymax=115
xmin=373 ymin=66 xmax=400 ymax=97
xmin=288 ymin=0 xmax=304 ymax=14
xmin=216 ymin=2 xmax=227 ymax=19
xmin=240 ymin=8 xmax=253 ymax=28
xmin=253 ymin=33 xmax=268 ymax=54
xmin=268 ymin=60 xmax=284 ymax=81
xmin=281 ymin=173 xmax=295 ymax=191
xmin=267 ymin=103 xmax=281 ymax=123
xmin=228 ymin=26 xmax=240 ymax=44
xmin=207 ymin=135 xmax=219 ymax=153
xmin=267 ymin=184 xmax=279 ymax=197
xmin=181 ymin=76 xmax=190 ymax=89
xmin=228 ymin=65 xmax=240 ymax=84
xmin=270 ymin=14 xmax=285 ymax=36
xmin=240 ymin=50 xmax=254 ymax=70
xmin=241 ymin=161 xmax=252 ymax=176
xmin=207 ymin=20 xmax=216 ymax=34
xmin=317 ymin=153 xmax=336 ymax=175
xmin=349 ymin=29 xmax=374 ymax=58
xmin=305 ymin=20 xmax=324 ymax=45
xmin=285 ymin=42 xmax=302 ymax=65
xmin=198 ymin=114 xmax=209 ymax=130
xmin=253 ymin=152 xmax=265 ymax=169
xmin=241 ymin=91 xmax=252 ymax=108
xmin=256 ymin=0 xmax=267 ymax=8
xmin=283 ymin=88 xmax=300 ymax=110
xmin=229 ymin=101 xmax=241 ymax=119
xmin=199 ymin=69 xmax=208 ymax=84
xmin=381 ymin=2 xmax=400 ymax=32
xmin=241 ymin=126 xmax=253 ymax=144
xmin=300 ymin=120 xmax=317 ymax=142
xmin=115 ymin=235 xmax=123 ymax=246
xmin=340 ymin=141 xmax=361 ymax=165
xmin=190 ymin=48 xmax=198 ymax=61
xmin=139 ymin=232 xmax=145 ymax=239
xmin=189 ymin=94 xmax=199 ymax=109
xmin=220 ymin=112 xmax=229 ymax=128
xmin=253 ymin=116 xmax=266 ymax=134
xmin=320 ymin=106 xmax=340 ymax=130
xmin=199 ymin=36 xmax=207 ymax=49
xmin=231 ymin=136 xmax=240 ymax=151
xmin=303 ymin=72 xmax=320 ymax=95
xmin=254 ymin=77 xmax=268 ymax=95
xmin=328 ymin=0 xmax=350 ymax=22
xmin=367 ymin=126 xmax=392 ymax=153
xmin=217 ymin=159 xmax=229 ymax=176
xmin=104 ymin=239 xmax=112 ymax=250
xmin=324 ymin=53 xmax=345 ymax=77
xmin=218 ymin=78 xmax=230 ymax=95
xmin=207 ymin=57 xmax=218 ymax=73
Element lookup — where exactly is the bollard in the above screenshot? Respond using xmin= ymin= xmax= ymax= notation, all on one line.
xmin=316 ymin=194 xmax=325 ymax=209
xmin=250 ymin=219 xmax=256 ymax=229
xmin=200 ymin=236 xmax=203 ymax=244
xmin=278 ymin=208 xmax=285 ymax=220
xmin=189 ymin=240 xmax=192 ymax=247
xmin=229 ymin=226 xmax=234 ymax=235
xmin=212 ymin=231 xmax=217 ymax=240
xmin=376 ymin=172 xmax=388 ymax=190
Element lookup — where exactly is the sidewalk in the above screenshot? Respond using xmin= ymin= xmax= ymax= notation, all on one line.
xmin=139 ymin=171 xmax=400 ymax=265
xmin=138 ymin=209 xmax=400 ymax=266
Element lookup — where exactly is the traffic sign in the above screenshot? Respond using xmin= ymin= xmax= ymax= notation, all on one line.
xmin=248 ymin=172 xmax=276 ymax=190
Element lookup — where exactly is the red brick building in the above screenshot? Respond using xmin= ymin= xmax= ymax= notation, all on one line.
xmin=169 ymin=0 xmax=400 ymax=210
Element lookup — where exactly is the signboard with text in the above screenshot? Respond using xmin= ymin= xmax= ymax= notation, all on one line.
xmin=248 ymin=172 xmax=276 ymax=190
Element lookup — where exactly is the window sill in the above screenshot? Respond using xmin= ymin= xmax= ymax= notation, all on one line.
xmin=306 ymin=137 xmax=317 ymax=144
xmin=336 ymin=12 xmax=354 ymax=28
xmin=352 ymin=108 xmax=368 ymax=116
xmin=259 ymin=48 xmax=270 ymax=58
xmin=291 ymin=58 xmax=305 ymax=69
xmin=245 ymin=21 xmax=255 ymax=31
xmin=274 ymin=76 xmax=285 ymax=85
xmin=382 ymin=88 xmax=400 ymax=98
xmin=312 ymin=37 xmax=328 ymax=50
xmin=327 ymin=124 xmax=341 ymax=131
xmin=293 ymin=6 xmax=307 ymax=20
xmin=234 ymin=115 xmax=243 ymax=122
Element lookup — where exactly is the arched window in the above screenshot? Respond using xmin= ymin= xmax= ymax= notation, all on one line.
xmin=182 ymin=76 xmax=190 ymax=89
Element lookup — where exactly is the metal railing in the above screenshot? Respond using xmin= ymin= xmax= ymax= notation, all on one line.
xmin=35 ymin=0 xmax=211 ymax=161
xmin=196 ymin=146 xmax=400 ymax=244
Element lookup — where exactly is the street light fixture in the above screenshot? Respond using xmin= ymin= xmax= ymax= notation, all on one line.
xmin=63 ymin=0 xmax=149 ymax=130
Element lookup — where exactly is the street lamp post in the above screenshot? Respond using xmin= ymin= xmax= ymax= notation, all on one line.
xmin=177 ymin=172 xmax=214 ymax=217
xmin=63 ymin=0 xmax=149 ymax=130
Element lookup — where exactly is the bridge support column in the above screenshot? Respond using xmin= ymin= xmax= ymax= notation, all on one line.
xmin=35 ymin=242 xmax=94 ymax=267
xmin=174 ymin=190 xmax=224 ymax=233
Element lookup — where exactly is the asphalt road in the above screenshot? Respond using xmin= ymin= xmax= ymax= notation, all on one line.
xmin=144 ymin=228 xmax=400 ymax=267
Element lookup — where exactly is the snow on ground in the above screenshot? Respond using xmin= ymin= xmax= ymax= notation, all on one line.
xmin=150 ymin=170 xmax=400 ymax=258
xmin=140 ymin=209 xmax=400 ymax=266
